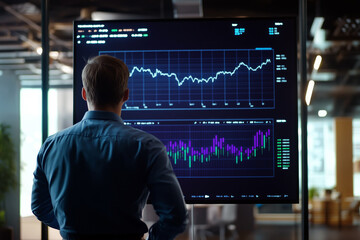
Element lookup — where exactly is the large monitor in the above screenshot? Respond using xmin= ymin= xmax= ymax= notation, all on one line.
xmin=73 ymin=18 xmax=298 ymax=203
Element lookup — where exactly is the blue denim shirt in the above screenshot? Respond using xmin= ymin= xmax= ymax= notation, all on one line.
xmin=31 ymin=111 xmax=188 ymax=240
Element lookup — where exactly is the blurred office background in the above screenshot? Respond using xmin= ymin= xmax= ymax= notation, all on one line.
xmin=0 ymin=0 xmax=359 ymax=239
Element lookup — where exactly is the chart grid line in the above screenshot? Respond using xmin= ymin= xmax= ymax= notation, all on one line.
xmin=100 ymin=48 xmax=275 ymax=110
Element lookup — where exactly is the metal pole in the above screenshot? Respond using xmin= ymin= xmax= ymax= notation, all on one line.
xmin=299 ymin=0 xmax=309 ymax=240
xmin=41 ymin=0 xmax=49 ymax=239
xmin=190 ymin=204 xmax=195 ymax=240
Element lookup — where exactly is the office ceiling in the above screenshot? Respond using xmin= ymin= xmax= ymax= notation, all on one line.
xmin=0 ymin=0 xmax=359 ymax=118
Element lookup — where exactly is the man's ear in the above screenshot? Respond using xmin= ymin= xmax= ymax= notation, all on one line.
xmin=82 ymin=87 xmax=87 ymax=101
xmin=122 ymin=88 xmax=129 ymax=102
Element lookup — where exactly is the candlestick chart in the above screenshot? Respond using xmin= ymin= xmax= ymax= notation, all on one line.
xmin=100 ymin=48 xmax=274 ymax=110
xmin=127 ymin=119 xmax=274 ymax=178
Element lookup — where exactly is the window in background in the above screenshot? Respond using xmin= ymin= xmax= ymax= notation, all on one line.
xmin=307 ymin=119 xmax=336 ymax=193
xmin=20 ymin=88 xmax=58 ymax=217
xmin=20 ymin=88 xmax=70 ymax=240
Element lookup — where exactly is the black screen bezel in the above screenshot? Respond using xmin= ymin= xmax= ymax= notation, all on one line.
xmin=73 ymin=17 xmax=299 ymax=204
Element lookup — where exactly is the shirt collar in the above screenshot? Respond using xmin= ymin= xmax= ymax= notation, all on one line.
xmin=82 ymin=111 xmax=124 ymax=124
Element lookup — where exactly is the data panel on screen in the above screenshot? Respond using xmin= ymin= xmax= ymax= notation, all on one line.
xmin=74 ymin=18 xmax=298 ymax=203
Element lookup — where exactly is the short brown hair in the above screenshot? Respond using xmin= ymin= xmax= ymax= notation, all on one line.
xmin=82 ymin=55 xmax=129 ymax=107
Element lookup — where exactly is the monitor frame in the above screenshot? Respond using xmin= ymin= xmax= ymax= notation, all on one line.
xmin=73 ymin=17 xmax=299 ymax=204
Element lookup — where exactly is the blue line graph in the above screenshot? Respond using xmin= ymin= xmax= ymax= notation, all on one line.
xmin=129 ymin=59 xmax=272 ymax=86
xmin=100 ymin=49 xmax=275 ymax=110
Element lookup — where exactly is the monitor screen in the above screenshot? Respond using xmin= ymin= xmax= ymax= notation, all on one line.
xmin=73 ymin=18 xmax=298 ymax=203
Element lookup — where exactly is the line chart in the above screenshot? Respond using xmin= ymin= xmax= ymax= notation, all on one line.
xmin=100 ymin=48 xmax=275 ymax=110
xmin=129 ymin=58 xmax=272 ymax=86
xmin=125 ymin=119 xmax=274 ymax=178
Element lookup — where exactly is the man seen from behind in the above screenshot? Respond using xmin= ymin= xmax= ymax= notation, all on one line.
xmin=31 ymin=55 xmax=188 ymax=240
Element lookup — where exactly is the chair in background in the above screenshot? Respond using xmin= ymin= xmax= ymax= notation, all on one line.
xmin=191 ymin=206 xmax=210 ymax=240
xmin=194 ymin=204 xmax=238 ymax=240
xmin=218 ymin=204 xmax=238 ymax=240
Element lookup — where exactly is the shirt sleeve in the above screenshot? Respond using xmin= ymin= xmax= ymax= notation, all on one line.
xmin=146 ymin=142 xmax=188 ymax=240
xmin=31 ymin=147 xmax=60 ymax=230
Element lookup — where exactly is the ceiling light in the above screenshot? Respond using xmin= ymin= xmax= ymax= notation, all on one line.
xmin=305 ymin=80 xmax=315 ymax=106
xmin=36 ymin=47 xmax=43 ymax=55
xmin=313 ymin=29 xmax=328 ymax=50
xmin=318 ymin=110 xmax=327 ymax=117
xmin=91 ymin=12 xmax=146 ymax=20
xmin=313 ymin=55 xmax=322 ymax=71
xmin=310 ymin=17 xmax=324 ymax=37
xmin=50 ymin=51 xmax=59 ymax=59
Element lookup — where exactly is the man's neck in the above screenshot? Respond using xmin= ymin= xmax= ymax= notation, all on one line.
xmin=88 ymin=103 xmax=123 ymax=116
